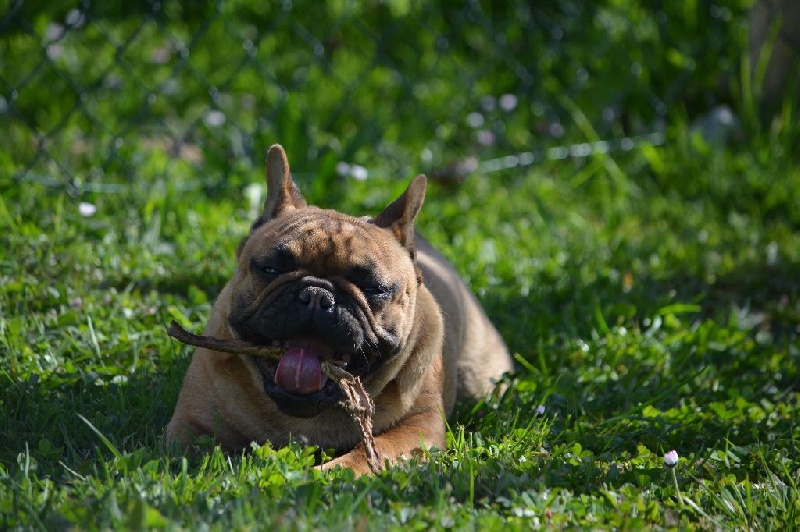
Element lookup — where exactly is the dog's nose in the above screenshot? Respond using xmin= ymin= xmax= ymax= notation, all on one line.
xmin=298 ymin=286 xmax=335 ymax=311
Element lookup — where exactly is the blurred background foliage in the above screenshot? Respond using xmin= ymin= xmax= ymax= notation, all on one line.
xmin=1 ymin=0 xmax=755 ymax=195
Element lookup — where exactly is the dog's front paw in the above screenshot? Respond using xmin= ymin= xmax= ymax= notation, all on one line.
xmin=317 ymin=450 xmax=375 ymax=476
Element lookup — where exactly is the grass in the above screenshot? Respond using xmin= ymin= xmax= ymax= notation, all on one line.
xmin=2 ymin=1 xmax=800 ymax=529
xmin=2 ymin=2 xmax=752 ymax=185
xmin=2 ymin=119 xmax=799 ymax=528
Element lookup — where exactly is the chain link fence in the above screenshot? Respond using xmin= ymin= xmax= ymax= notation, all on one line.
xmin=1 ymin=1 xmax=751 ymax=195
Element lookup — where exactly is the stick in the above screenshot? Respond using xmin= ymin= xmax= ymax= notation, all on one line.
xmin=167 ymin=321 xmax=383 ymax=473
xmin=321 ymin=364 xmax=382 ymax=474
xmin=167 ymin=321 xmax=284 ymax=359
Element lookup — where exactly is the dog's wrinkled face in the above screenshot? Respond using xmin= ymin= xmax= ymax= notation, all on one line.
xmin=225 ymin=146 xmax=426 ymax=418
xmin=228 ymin=211 xmax=419 ymax=417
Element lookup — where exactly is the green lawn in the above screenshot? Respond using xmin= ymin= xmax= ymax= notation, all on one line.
xmin=2 ymin=121 xmax=799 ymax=528
xmin=2 ymin=2 xmax=800 ymax=529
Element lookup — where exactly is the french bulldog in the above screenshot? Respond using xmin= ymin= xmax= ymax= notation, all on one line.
xmin=166 ymin=144 xmax=512 ymax=474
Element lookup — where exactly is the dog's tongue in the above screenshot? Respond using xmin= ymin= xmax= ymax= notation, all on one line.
xmin=274 ymin=338 xmax=331 ymax=395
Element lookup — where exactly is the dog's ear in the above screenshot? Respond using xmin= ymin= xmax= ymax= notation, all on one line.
xmin=373 ymin=174 xmax=427 ymax=252
xmin=260 ymin=144 xmax=307 ymax=221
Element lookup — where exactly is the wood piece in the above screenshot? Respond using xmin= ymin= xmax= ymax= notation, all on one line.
xmin=321 ymin=364 xmax=382 ymax=474
xmin=167 ymin=321 xmax=284 ymax=359
xmin=167 ymin=320 xmax=383 ymax=473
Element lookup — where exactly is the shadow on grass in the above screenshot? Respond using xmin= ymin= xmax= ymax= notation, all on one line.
xmin=487 ymin=255 xmax=799 ymax=357
xmin=0 ymin=350 xmax=191 ymax=478
xmin=477 ymin=254 xmax=799 ymax=459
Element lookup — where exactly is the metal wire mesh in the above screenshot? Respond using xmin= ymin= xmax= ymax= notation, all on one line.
xmin=1 ymin=1 xmax=749 ymax=193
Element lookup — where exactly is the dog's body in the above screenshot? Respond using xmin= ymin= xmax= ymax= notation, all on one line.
xmin=166 ymin=145 xmax=512 ymax=474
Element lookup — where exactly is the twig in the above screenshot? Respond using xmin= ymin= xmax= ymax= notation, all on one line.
xmin=321 ymin=364 xmax=382 ymax=474
xmin=167 ymin=321 xmax=283 ymax=359
xmin=167 ymin=320 xmax=383 ymax=473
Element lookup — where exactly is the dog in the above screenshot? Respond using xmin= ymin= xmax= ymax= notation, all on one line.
xmin=166 ymin=144 xmax=513 ymax=474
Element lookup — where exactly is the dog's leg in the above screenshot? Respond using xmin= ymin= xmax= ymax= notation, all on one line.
xmin=319 ymin=407 xmax=446 ymax=476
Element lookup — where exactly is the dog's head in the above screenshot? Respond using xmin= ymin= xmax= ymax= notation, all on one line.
xmin=227 ymin=145 xmax=427 ymax=418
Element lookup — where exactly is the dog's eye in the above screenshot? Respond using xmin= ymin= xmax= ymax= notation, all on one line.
xmin=362 ymin=284 xmax=393 ymax=299
xmin=251 ymin=247 xmax=298 ymax=279
xmin=250 ymin=257 xmax=282 ymax=279
xmin=362 ymin=286 xmax=383 ymax=296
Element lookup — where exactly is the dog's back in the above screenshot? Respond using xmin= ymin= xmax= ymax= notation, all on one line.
xmin=415 ymin=237 xmax=512 ymax=412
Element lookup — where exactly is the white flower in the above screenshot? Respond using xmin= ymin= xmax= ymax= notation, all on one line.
xmin=204 ymin=110 xmax=225 ymax=127
xmin=499 ymin=94 xmax=518 ymax=111
xmin=349 ymin=164 xmax=368 ymax=181
xmin=78 ymin=202 xmax=97 ymax=217
xmin=335 ymin=162 xmax=368 ymax=180
xmin=664 ymin=450 xmax=679 ymax=467
xmin=535 ymin=405 xmax=546 ymax=415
